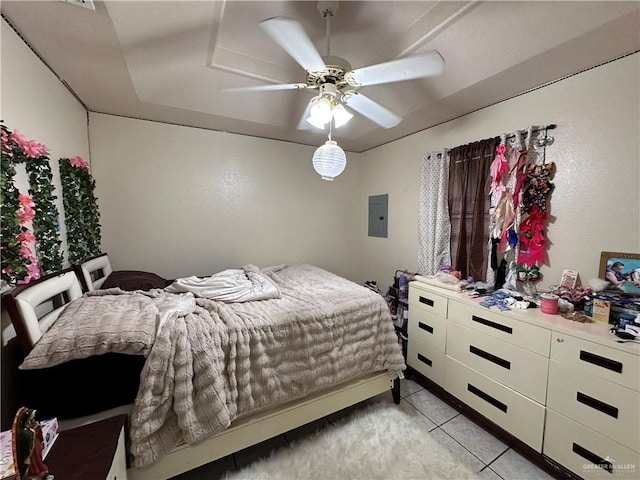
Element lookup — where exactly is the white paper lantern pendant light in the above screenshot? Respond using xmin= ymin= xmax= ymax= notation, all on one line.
xmin=312 ymin=129 xmax=346 ymax=181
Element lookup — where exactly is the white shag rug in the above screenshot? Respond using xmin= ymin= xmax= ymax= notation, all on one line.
xmin=222 ymin=399 xmax=479 ymax=480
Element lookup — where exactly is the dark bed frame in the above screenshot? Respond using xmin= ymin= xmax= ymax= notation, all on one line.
xmin=1 ymin=267 xmax=144 ymax=422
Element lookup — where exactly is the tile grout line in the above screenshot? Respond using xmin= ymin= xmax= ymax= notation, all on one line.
xmin=480 ymin=446 xmax=511 ymax=476
xmin=400 ymin=396 xmax=441 ymax=431
xmin=403 ymin=381 xmax=515 ymax=477
xmin=403 ymin=389 xmax=462 ymax=430
xmin=435 ymin=425 xmax=501 ymax=472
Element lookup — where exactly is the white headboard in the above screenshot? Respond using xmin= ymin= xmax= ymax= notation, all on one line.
xmin=79 ymin=253 xmax=113 ymax=291
xmin=3 ymin=269 xmax=83 ymax=353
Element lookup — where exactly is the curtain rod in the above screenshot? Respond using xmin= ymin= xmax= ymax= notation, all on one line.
xmin=427 ymin=123 xmax=557 ymax=159
xmin=505 ymin=123 xmax=556 ymax=141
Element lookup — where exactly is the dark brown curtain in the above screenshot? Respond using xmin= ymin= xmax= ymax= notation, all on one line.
xmin=447 ymin=137 xmax=499 ymax=281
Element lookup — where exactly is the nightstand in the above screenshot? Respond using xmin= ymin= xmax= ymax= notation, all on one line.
xmin=46 ymin=414 xmax=127 ymax=480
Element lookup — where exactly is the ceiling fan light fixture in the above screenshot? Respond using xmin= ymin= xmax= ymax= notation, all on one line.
xmin=309 ymin=97 xmax=333 ymax=125
xmin=312 ymin=139 xmax=346 ymax=181
xmin=332 ymin=103 xmax=353 ymax=128
xmin=306 ymin=95 xmax=352 ymax=130
xmin=306 ymin=114 xmax=328 ymax=129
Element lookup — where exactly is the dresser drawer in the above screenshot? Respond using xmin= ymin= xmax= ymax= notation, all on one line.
xmin=407 ymin=340 xmax=445 ymax=386
xmin=446 ymin=322 xmax=548 ymax=404
xmin=409 ymin=285 xmax=448 ymax=318
xmin=444 ymin=356 xmax=545 ymax=451
xmin=448 ymin=301 xmax=551 ymax=357
xmin=547 ymin=360 xmax=639 ymax=452
xmin=551 ymin=332 xmax=640 ymax=392
xmin=408 ymin=306 xmax=447 ymax=352
xmin=544 ymin=408 xmax=640 ymax=480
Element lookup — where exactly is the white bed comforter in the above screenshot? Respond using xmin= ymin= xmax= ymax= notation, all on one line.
xmin=124 ymin=265 xmax=404 ymax=468
xmin=164 ymin=264 xmax=280 ymax=302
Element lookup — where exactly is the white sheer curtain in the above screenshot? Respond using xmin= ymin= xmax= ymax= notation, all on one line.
xmin=417 ymin=150 xmax=451 ymax=275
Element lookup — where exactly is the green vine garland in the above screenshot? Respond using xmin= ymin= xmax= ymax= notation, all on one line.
xmin=60 ymin=157 xmax=102 ymax=264
xmin=1 ymin=126 xmax=28 ymax=284
xmin=0 ymin=123 xmax=51 ymax=285
xmin=80 ymin=168 xmax=102 ymax=257
xmin=25 ymin=157 xmax=64 ymax=273
xmin=1 ymin=121 xmax=100 ymax=286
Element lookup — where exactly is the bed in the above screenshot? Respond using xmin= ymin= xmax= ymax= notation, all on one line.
xmin=76 ymin=252 xmax=113 ymax=290
xmin=3 ymin=262 xmax=405 ymax=478
xmin=75 ymin=252 xmax=168 ymax=292
xmin=2 ymin=267 xmax=146 ymax=421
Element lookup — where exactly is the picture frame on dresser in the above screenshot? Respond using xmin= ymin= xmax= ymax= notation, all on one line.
xmin=598 ymin=251 xmax=640 ymax=295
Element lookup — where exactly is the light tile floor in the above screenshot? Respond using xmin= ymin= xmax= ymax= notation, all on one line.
xmin=171 ymin=378 xmax=560 ymax=480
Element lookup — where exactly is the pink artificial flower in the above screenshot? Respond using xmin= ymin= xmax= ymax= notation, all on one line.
xmin=496 ymin=144 xmax=506 ymax=154
xmin=1 ymin=130 xmax=14 ymax=157
xmin=8 ymin=130 xmax=49 ymax=158
xmin=17 ymin=231 xmax=35 ymax=243
xmin=23 ymin=140 xmax=49 ymax=158
xmin=16 ymin=206 xmax=35 ymax=225
xmin=69 ymin=156 xmax=89 ymax=169
xmin=9 ymin=130 xmax=27 ymax=146
xmin=26 ymin=261 xmax=41 ymax=280
xmin=19 ymin=243 xmax=33 ymax=258
xmin=18 ymin=193 xmax=35 ymax=208
xmin=1 ymin=130 xmax=10 ymax=148
xmin=14 ymin=248 xmax=40 ymax=284
xmin=2 ymin=266 xmax=14 ymax=275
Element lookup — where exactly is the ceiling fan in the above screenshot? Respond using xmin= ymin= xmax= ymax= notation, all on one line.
xmin=224 ymin=0 xmax=445 ymax=131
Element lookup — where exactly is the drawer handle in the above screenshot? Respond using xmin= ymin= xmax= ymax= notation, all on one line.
xmin=471 ymin=315 xmax=513 ymax=334
xmin=418 ymin=322 xmax=434 ymax=334
xmin=470 ymin=345 xmax=511 ymax=370
xmin=417 ymin=353 xmax=432 ymax=367
xmin=576 ymin=392 xmax=619 ymax=418
xmin=579 ymin=350 xmax=623 ymax=374
xmin=467 ymin=383 xmax=508 ymax=413
xmin=572 ymin=443 xmax=613 ymax=474
xmin=419 ymin=296 xmax=434 ymax=307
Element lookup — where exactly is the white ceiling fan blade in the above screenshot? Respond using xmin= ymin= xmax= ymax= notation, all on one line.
xmin=259 ymin=17 xmax=327 ymax=72
xmin=343 ymin=93 xmax=401 ymax=129
xmin=220 ymin=83 xmax=306 ymax=93
xmin=349 ymin=51 xmax=444 ymax=87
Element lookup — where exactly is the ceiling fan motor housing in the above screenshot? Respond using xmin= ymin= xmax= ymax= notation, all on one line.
xmin=306 ymin=56 xmax=352 ymax=91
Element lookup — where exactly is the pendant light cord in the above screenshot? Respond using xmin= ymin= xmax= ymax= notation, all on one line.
xmin=328 ymin=116 xmax=333 ymax=142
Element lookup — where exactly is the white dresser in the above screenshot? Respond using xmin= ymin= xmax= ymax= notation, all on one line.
xmin=544 ymin=333 xmax=639 ymax=479
xmin=408 ymin=281 xmax=640 ymax=479
xmin=407 ymin=286 xmax=448 ymax=386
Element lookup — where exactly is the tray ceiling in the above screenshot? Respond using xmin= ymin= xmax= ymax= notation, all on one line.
xmin=2 ymin=1 xmax=639 ymax=152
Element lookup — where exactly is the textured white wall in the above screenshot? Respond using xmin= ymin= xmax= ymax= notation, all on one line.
xmin=358 ymin=54 xmax=640 ymax=291
xmin=3 ymin=14 xmax=639 ymax=295
xmin=89 ymin=114 xmax=363 ymax=281
xmin=1 ymin=20 xmax=90 ymax=342
xmin=0 ymin=20 xmax=90 ymax=269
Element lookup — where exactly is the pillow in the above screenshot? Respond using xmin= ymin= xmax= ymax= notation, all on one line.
xmin=20 ymin=291 xmax=158 ymax=370
xmin=101 ymin=270 xmax=167 ymax=291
